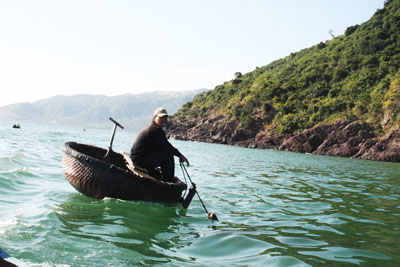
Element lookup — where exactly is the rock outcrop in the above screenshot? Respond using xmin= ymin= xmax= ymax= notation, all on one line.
xmin=166 ymin=117 xmax=400 ymax=163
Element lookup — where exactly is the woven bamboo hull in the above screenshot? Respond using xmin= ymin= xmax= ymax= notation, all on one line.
xmin=62 ymin=142 xmax=187 ymax=202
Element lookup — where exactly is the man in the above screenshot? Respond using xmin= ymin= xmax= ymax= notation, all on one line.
xmin=130 ymin=108 xmax=189 ymax=182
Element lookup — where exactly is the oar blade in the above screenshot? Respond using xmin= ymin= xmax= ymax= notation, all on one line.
xmin=208 ymin=212 xmax=218 ymax=221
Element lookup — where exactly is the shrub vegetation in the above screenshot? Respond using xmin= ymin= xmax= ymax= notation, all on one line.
xmin=174 ymin=0 xmax=400 ymax=136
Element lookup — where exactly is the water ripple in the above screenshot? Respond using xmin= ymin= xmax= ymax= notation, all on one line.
xmin=1 ymin=122 xmax=400 ymax=266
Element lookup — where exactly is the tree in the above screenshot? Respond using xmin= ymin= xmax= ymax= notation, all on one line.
xmin=234 ymin=72 xmax=242 ymax=79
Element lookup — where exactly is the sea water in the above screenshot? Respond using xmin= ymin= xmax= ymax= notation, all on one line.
xmin=0 ymin=121 xmax=399 ymax=266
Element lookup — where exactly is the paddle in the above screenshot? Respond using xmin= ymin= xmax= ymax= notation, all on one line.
xmin=104 ymin=117 xmax=124 ymax=160
xmin=180 ymin=161 xmax=218 ymax=221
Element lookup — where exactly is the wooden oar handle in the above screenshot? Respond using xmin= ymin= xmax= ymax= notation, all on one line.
xmin=109 ymin=117 xmax=124 ymax=129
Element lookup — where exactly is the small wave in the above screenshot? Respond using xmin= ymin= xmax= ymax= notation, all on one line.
xmin=0 ymin=217 xmax=18 ymax=235
xmin=0 ymin=166 xmax=41 ymax=175
xmin=298 ymin=246 xmax=391 ymax=263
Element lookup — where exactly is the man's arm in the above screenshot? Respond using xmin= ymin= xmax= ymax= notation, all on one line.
xmin=158 ymin=128 xmax=189 ymax=166
xmin=179 ymin=154 xmax=190 ymax=166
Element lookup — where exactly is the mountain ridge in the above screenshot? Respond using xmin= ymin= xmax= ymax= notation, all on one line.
xmin=0 ymin=90 xmax=206 ymax=132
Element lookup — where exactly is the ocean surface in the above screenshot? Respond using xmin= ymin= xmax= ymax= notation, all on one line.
xmin=0 ymin=121 xmax=399 ymax=266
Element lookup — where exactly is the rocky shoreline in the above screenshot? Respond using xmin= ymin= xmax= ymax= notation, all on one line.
xmin=166 ymin=117 xmax=400 ymax=163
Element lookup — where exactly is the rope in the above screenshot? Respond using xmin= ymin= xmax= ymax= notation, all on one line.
xmin=179 ymin=161 xmax=209 ymax=214
xmin=180 ymin=161 xmax=189 ymax=197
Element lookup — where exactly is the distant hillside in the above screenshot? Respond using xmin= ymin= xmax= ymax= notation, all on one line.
xmin=0 ymin=90 xmax=205 ymax=132
xmin=167 ymin=0 xmax=400 ymax=162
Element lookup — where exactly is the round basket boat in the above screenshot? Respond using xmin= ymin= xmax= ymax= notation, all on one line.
xmin=62 ymin=142 xmax=187 ymax=202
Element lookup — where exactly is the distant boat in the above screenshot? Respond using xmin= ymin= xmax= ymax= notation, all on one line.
xmin=12 ymin=124 xmax=20 ymax=129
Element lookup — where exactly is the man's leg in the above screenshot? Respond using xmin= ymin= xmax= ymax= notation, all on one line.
xmin=132 ymin=152 xmax=175 ymax=181
xmin=158 ymin=153 xmax=175 ymax=182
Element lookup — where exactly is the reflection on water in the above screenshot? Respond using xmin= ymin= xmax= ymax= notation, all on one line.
xmin=0 ymin=122 xmax=399 ymax=266
xmin=54 ymin=194 xmax=191 ymax=265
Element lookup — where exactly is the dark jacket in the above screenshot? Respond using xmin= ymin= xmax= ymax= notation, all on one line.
xmin=130 ymin=122 xmax=181 ymax=161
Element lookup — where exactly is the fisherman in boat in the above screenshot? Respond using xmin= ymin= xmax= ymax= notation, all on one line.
xmin=130 ymin=108 xmax=189 ymax=182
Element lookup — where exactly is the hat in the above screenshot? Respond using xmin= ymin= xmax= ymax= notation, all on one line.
xmin=154 ymin=108 xmax=169 ymax=118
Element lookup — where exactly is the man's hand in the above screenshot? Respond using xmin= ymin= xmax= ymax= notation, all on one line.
xmin=179 ymin=155 xmax=189 ymax=167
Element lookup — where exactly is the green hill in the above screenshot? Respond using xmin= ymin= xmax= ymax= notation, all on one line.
xmin=173 ymin=0 xmax=400 ymax=140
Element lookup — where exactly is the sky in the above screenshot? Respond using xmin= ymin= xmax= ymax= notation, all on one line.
xmin=0 ymin=0 xmax=384 ymax=107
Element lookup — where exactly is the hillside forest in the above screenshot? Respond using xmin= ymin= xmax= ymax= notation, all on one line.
xmin=173 ymin=0 xmax=400 ymax=140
